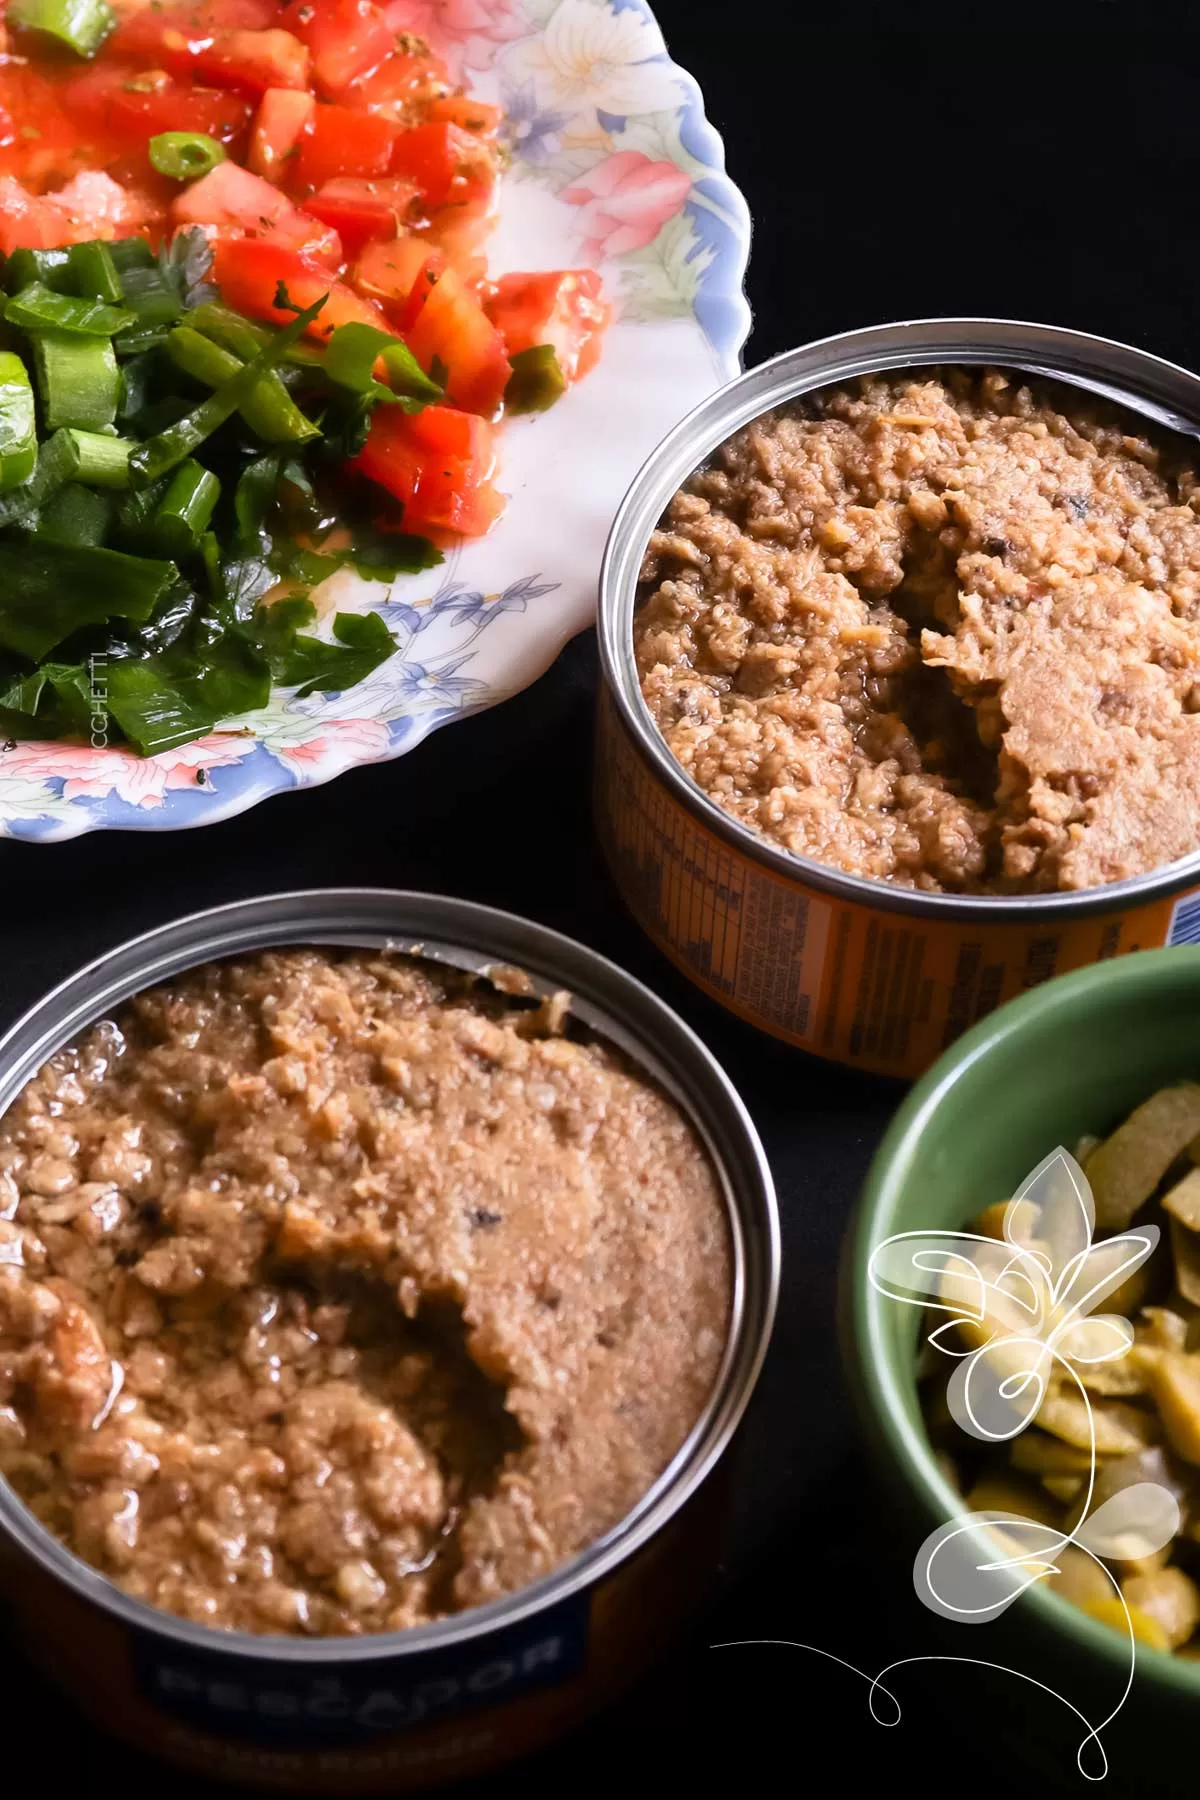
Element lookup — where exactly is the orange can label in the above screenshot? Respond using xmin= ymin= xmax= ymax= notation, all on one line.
xmin=595 ymin=688 xmax=1200 ymax=1079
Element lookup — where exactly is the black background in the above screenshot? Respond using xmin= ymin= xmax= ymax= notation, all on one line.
xmin=2 ymin=1 xmax=1198 ymax=1791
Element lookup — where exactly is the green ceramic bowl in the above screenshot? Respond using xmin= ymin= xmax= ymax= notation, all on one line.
xmin=845 ymin=945 xmax=1200 ymax=1702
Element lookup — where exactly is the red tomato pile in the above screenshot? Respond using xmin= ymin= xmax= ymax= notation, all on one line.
xmin=0 ymin=0 xmax=610 ymax=538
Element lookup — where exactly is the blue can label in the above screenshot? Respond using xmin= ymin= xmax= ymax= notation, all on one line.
xmin=131 ymin=1590 xmax=592 ymax=1748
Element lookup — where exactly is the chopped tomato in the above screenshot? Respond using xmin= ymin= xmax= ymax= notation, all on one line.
xmin=0 ymin=175 xmax=73 ymax=252
xmin=279 ymin=0 xmax=393 ymax=97
xmin=349 ymin=49 xmax=449 ymax=116
xmin=485 ymin=270 xmax=610 ymax=383
xmin=192 ymin=30 xmax=311 ymax=96
xmin=405 ymin=264 xmax=511 ymax=417
xmin=301 ymin=178 xmax=419 ymax=254
xmin=213 ymin=236 xmax=395 ymax=341
xmin=248 ymin=87 xmax=315 ymax=179
xmin=353 ymin=234 xmax=446 ymax=327
xmin=68 ymin=66 xmax=252 ymax=154
xmin=389 ymin=121 xmax=496 ymax=212
xmin=293 ymin=104 xmax=397 ymax=188
xmin=0 ymin=170 xmax=148 ymax=253
xmin=424 ymin=95 xmax=502 ymax=135
xmin=111 ymin=2 xmax=279 ymax=64
xmin=422 ymin=198 xmax=495 ymax=288
xmin=172 ymin=159 xmax=342 ymax=265
xmin=352 ymin=403 xmax=502 ymax=538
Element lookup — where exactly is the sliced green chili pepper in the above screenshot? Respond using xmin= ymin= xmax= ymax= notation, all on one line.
xmin=31 ymin=331 xmax=120 ymax=431
xmin=5 ymin=283 xmax=133 ymax=338
xmin=149 ymin=132 xmax=227 ymax=181
xmin=0 ymin=352 xmax=37 ymax=492
xmin=8 ymin=0 xmax=115 ymax=59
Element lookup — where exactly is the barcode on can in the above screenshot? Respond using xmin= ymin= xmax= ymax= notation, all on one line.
xmin=1169 ymin=889 xmax=1200 ymax=946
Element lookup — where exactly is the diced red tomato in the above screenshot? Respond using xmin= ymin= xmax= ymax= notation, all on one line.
xmin=0 ymin=170 xmax=149 ymax=253
xmin=108 ymin=2 xmax=279 ymax=68
xmin=213 ymin=237 xmax=395 ymax=341
xmin=353 ymin=234 xmax=446 ymax=327
xmin=405 ymin=264 xmax=511 ymax=417
xmin=348 ymin=50 xmax=449 ymax=116
xmin=248 ymin=87 xmax=315 ymax=179
xmin=172 ymin=160 xmax=342 ymax=265
xmin=0 ymin=175 xmax=73 ymax=252
xmin=485 ymin=270 xmax=610 ymax=384
xmin=192 ymin=30 xmax=311 ymax=96
xmin=422 ymin=198 xmax=494 ymax=288
xmin=293 ymin=105 xmax=397 ymax=189
xmin=279 ymin=0 xmax=393 ymax=97
xmin=424 ymin=95 xmax=502 ymax=135
xmin=352 ymin=403 xmax=502 ymax=538
xmin=389 ymin=121 xmax=496 ymax=212
xmin=68 ymin=66 xmax=251 ymax=154
xmin=301 ymin=178 xmax=419 ymax=255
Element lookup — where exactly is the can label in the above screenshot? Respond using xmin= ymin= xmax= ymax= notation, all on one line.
xmin=130 ymin=1590 xmax=591 ymax=1749
xmin=596 ymin=687 xmax=1200 ymax=1078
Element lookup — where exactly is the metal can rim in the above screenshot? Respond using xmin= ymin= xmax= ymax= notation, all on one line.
xmin=0 ymin=888 xmax=779 ymax=1665
xmin=599 ymin=316 xmax=1200 ymax=921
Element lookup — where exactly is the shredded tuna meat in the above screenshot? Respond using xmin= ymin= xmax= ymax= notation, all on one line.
xmin=635 ymin=368 xmax=1200 ymax=893
xmin=0 ymin=950 xmax=729 ymax=1636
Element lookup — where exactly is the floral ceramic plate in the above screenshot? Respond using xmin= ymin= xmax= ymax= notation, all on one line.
xmin=0 ymin=0 xmax=750 ymax=842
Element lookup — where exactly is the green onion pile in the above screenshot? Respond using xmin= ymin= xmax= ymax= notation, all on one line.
xmin=0 ymin=230 xmax=445 ymax=755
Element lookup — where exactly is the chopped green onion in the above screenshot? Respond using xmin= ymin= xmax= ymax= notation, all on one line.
xmin=103 ymin=655 xmax=219 ymax=757
xmin=67 ymin=241 xmax=123 ymax=305
xmin=8 ymin=0 xmax=115 ymax=60
xmin=115 ymin=263 xmax=185 ymax=335
xmin=131 ymin=292 xmax=328 ymax=487
xmin=149 ymin=132 xmax=227 ymax=181
xmin=31 ymin=331 xmax=120 ymax=431
xmin=0 ymin=353 xmax=37 ymax=492
xmin=167 ymin=325 xmax=319 ymax=445
xmin=0 ymin=428 xmax=84 ymax=529
xmin=5 ymin=247 xmax=72 ymax=295
xmin=117 ymin=352 xmax=155 ymax=422
xmin=0 ymin=541 xmax=177 ymax=661
xmin=63 ymin=429 xmax=130 ymax=489
xmin=115 ymin=475 xmax=170 ymax=546
xmin=107 ymin=238 xmax=155 ymax=277
xmin=324 ymin=322 xmax=442 ymax=407
xmin=149 ymin=460 xmax=220 ymax=557
xmin=505 ymin=344 xmax=566 ymax=414
xmin=33 ymin=482 xmax=113 ymax=548
xmin=189 ymin=301 xmax=326 ymax=368
xmin=5 ymin=282 xmax=133 ymax=338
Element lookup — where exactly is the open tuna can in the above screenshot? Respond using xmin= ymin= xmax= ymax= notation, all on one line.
xmin=596 ymin=319 xmax=1200 ymax=1077
xmin=0 ymin=889 xmax=778 ymax=1791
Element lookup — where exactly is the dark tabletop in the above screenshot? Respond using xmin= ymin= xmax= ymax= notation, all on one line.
xmin=2 ymin=3 xmax=1197 ymax=1791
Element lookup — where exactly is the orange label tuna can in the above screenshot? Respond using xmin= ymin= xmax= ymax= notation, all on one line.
xmin=596 ymin=320 xmax=1200 ymax=1079
xmin=0 ymin=892 xmax=779 ymax=1792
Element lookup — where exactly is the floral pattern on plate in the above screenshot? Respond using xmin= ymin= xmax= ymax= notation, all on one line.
xmin=0 ymin=0 xmax=751 ymax=841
